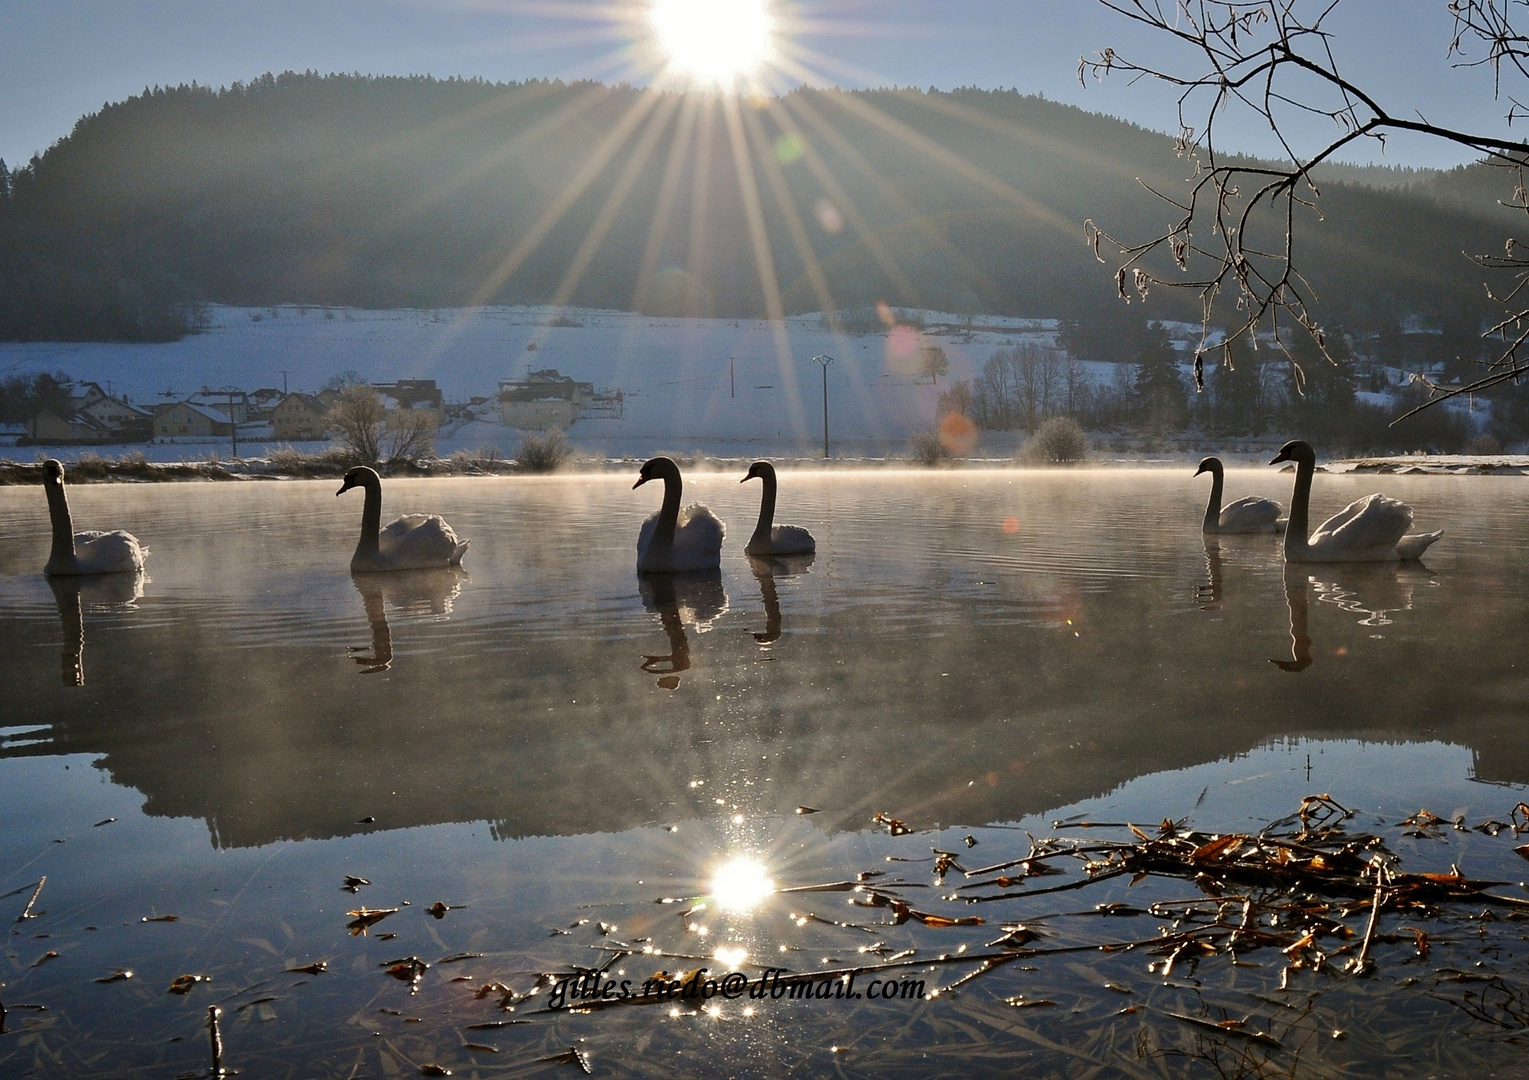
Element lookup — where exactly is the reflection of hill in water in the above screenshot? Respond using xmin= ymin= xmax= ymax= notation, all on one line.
xmin=1 ymin=473 xmax=1526 ymax=848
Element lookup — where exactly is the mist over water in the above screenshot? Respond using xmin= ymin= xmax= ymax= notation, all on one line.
xmin=2 ymin=470 xmax=1527 ymax=1076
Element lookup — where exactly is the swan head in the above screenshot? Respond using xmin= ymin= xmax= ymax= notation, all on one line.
xmin=1193 ymin=457 xmax=1222 ymax=478
xmin=42 ymin=459 xmax=65 ymax=486
xmin=742 ymin=460 xmax=775 ymax=484
xmin=634 ymin=456 xmax=679 ymax=490
xmin=337 ymin=466 xmax=379 ymax=496
xmin=1270 ymin=440 xmax=1315 ymax=467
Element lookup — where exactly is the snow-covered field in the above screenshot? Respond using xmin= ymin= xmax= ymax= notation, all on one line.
xmin=0 ymin=305 xmax=1083 ymax=461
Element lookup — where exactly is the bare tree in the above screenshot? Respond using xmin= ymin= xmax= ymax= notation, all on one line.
xmin=327 ymin=384 xmax=385 ymax=464
xmin=1081 ymin=0 xmax=1529 ymax=415
xmin=385 ymin=407 xmax=439 ymax=462
xmin=327 ymin=384 xmax=438 ymax=464
xmin=1015 ymin=344 xmax=1061 ymax=431
xmin=919 ymin=345 xmax=951 ymax=384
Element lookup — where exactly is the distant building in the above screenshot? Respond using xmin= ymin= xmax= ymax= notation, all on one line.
xmin=24 ymin=383 xmax=151 ymax=444
xmin=77 ymin=395 xmax=152 ymax=439
xmin=248 ymin=388 xmax=286 ymax=419
xmin=27 ymin=408 xmax=114 ymax=445
xmin=271 ymin=393 xmax=329 ymax=441
xmin=187 ymin=389 xmax=250 ymax=425
xmin=498 ymin=369 xmax=621 ymax=430
xmin=373 ymin=379 xmax=444 ymax=423
xmin=153 ymin=401 xmax=233 ymax=439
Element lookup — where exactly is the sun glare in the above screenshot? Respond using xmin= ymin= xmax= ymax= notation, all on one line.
xmin=709 ymin=857 xmax=775 ymax=913
xmin=650 ymin=0 xmax=775 ymax=88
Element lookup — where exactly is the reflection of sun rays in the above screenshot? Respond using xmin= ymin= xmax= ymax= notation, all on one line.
xmin=710 ymin=856 xmax=775 ymax=914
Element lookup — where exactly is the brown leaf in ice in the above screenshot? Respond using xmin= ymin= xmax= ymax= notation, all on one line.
xmin=346 ymin=907 xmax=399 ymax=936
xmin=166 ymin=974 xmax=208 ymax=995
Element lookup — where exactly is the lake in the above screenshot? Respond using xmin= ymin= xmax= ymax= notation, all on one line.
xmin=2 ymin=469 xmax=1527 ymax=1078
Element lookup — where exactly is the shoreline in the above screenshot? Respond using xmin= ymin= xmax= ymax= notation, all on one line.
xmin=4 ymin=450 xmax=1528 ymax=484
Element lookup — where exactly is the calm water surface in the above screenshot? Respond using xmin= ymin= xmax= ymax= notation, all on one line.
xmin=1 ymin=470 xmax=1527 ymax=1078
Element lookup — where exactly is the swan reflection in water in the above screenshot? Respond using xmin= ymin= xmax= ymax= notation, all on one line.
xmin=48 ymin=571 xmax=146 ymax=686
xmin=1272 ymin=562 xmax=1436 ymax=673
xmin=349 ymin=567 xmax=467 ymax=674
xmin=748 ymin=553 xmax=815 ymax=645
xmin=1196 ymin=539 xmax=1223 ymax=610
xmin=638 ymin=571 xmax=728 ymax=689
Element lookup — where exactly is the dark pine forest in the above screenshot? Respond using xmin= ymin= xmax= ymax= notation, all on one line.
xmin=0 ymin=72 xmax=1518 ymax=342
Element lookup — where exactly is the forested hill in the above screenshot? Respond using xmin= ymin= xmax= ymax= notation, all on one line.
xmin=0 ymin=72 xmax=1516 ymax=342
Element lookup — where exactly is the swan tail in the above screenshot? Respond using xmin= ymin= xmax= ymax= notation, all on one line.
xmin=1395 ymin=530 xmax=1443 ymax=561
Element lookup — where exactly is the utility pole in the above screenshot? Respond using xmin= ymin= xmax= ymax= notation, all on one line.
xmin=210 ymin=385 xmax=242 ymax=459
xmin=730 ymin=357 xmax=735 ymax=399
xmin=813 ymin=354 xmax=834 ymax=459
xmin=282 ymin=370 xmax=289 ymax=396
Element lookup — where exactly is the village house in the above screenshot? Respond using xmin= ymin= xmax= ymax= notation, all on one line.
xmin=373 ymin=379 xmax=444 ymax=423
xmin=76 ymin=394 xmax=152 ymax=439
xmin=247 ymin=388 xmax=286 ymax=420
xmin=186 ymin=389 xmax=250 ymax=424
xmin=153 ymin=401 xmax=233 ymax=440
xmin=26 ymin=408 xmax=114 ymax=445
xmin=271 ymin=393 xmax=329 ymax=441
xmin=498 ymin=369 xmax=620 ymax=430
xmin=24 ymin=382 xmax=152 ymax=444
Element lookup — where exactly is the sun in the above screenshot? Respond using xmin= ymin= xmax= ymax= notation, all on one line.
xmin=650 ymin=0 xmax=775 ymax=88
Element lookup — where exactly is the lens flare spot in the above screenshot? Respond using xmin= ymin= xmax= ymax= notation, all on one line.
xmin=815 ymin=198 xmax=844 ymax=234
xmin=885 ymin=324 xmax=920 ymax=374
xmin=1001 ymin=516 xmax=1020 ymax=534
xmin=711 ymin=858 xmax=774 ymax=913
xmin=774 ymin=133 xmax=803 ymax=163
xmin=938 ymin=412 xmax=978 ymax=455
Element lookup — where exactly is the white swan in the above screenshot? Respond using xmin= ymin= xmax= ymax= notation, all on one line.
xmin=634 ymin=457 xmax=725 ymax=573
xmin=41 ymin=459 xmax=149 ymax=576
xmin=1271 ymin=440 xmax=1442 ymax=563
xmin=337 ymin=466 xmax=469 ymax=573
xmin=741 ymin=461 xmax=816 ymax=556
xmin=1194 ymin=456 xmax=1285 ymax=534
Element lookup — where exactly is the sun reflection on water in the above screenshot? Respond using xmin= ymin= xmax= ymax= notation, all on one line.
xmin=709 ymin=857 xmax=774 ymax=913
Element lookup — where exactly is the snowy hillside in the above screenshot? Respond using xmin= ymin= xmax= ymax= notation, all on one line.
xmin=0 ymin=305 xmax=1076 ymax=459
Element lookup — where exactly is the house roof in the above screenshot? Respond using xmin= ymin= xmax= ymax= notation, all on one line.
xmin=160 ymin=401 xmax=231 ymax=425
xmin=81 ymin=395 xmax=151 ymax=419
xmin=275 ymin=392 xmax=323 ymax=411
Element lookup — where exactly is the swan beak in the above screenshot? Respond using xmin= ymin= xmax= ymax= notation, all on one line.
xmin=632 ymin=476 xmax=648 ymax=489
xmin=336 ymin=481 xmax=352 ymax=496
xmin=1193 ymin=464 xmax=1207 ymax=476
xmin=1269 ymin=450 xmax=1289 ymax=465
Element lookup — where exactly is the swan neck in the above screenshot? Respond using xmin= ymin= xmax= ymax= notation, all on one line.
xmin=357 ymin=473 xmax=383 ymax=558
xmin=1284 ymin=455 xmax=1314 ymax=558
xmin=752 ymin=472 xmax=778 ymax=544
xmin=653 ymin=469 xmax=682 ymax=552
xmin=1202 ymin=466 xmax=1223 ymax=531
xmin=45 ymin=479 xmax=76 ymax=563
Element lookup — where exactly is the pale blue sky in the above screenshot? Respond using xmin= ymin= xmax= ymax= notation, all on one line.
xmin=0 ymin=0 xmax=1518 ymax=170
